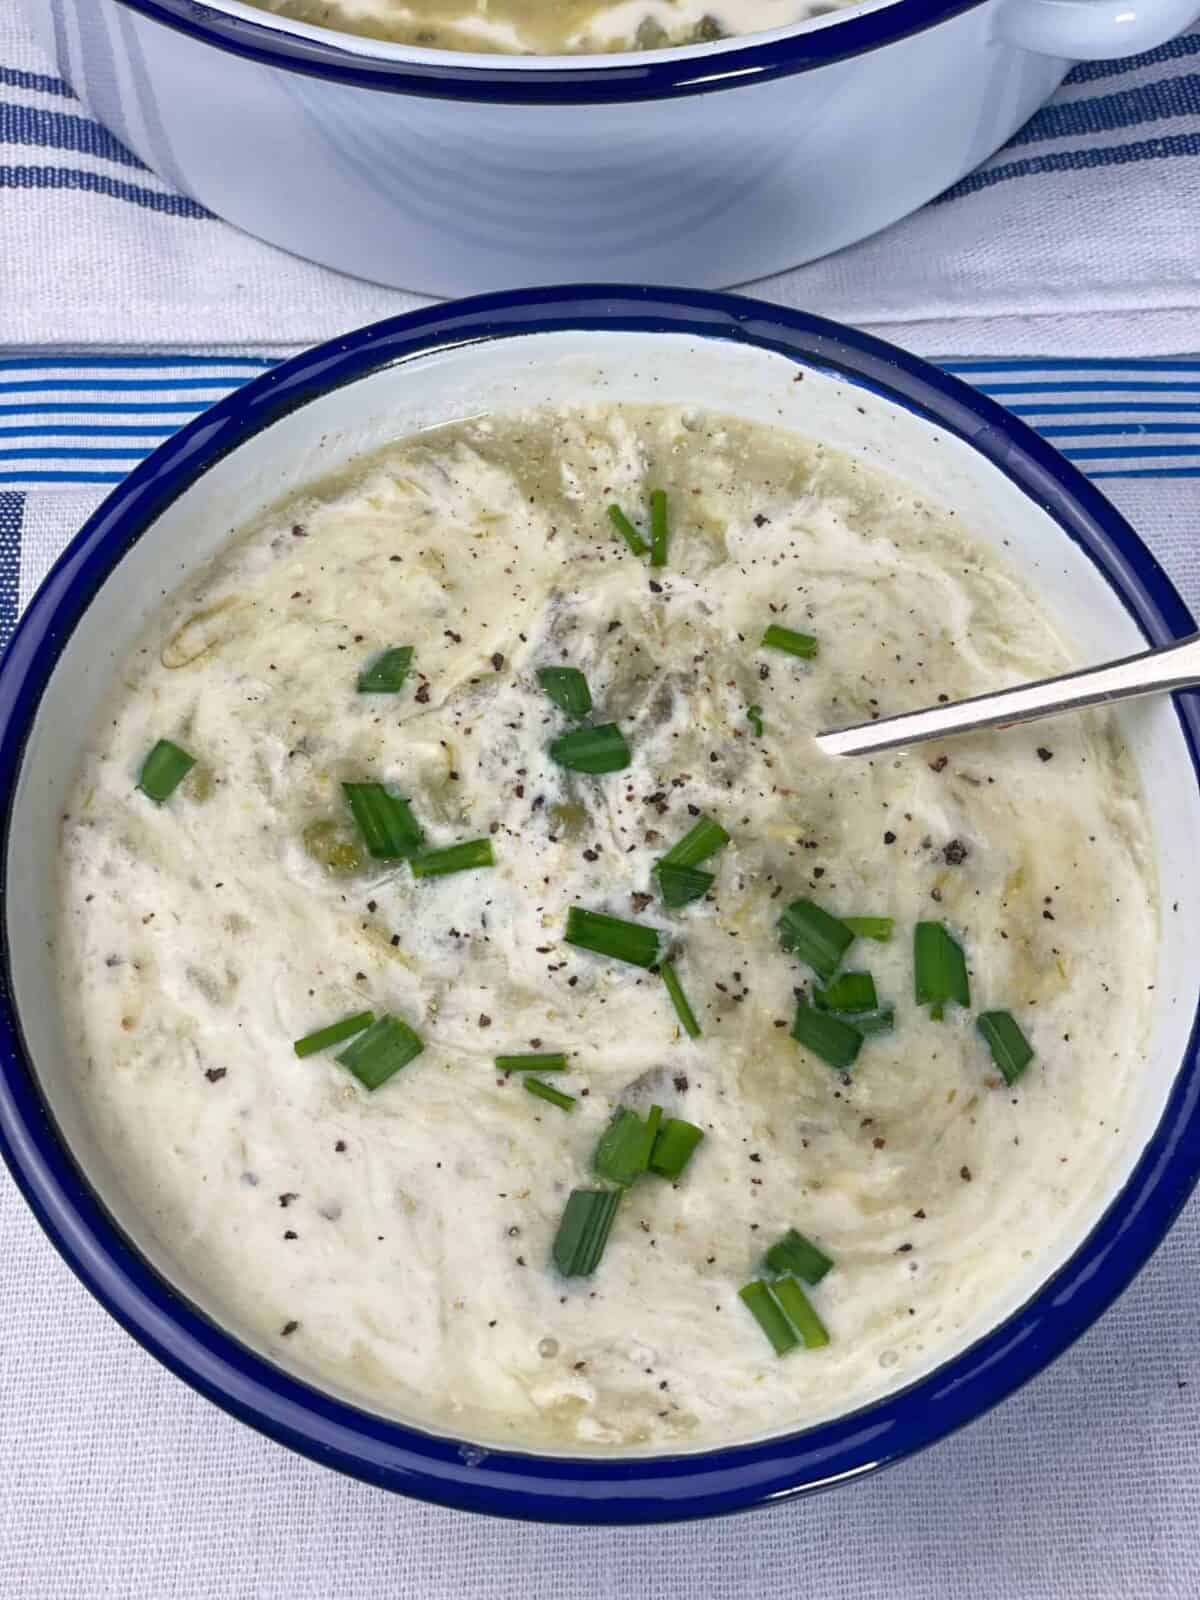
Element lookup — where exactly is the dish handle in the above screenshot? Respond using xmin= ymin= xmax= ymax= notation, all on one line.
xmin=997 ymin=0 xmax=1200 ymax=58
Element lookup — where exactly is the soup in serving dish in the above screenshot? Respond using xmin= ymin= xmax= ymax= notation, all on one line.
xmin=55 ymin=399 xmax=1157 ymax=1452
xmin=244 ymin=0 xmax=862 ymax=53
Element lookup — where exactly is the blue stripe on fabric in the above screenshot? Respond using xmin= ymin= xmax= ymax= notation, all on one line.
xmin=0 ymin=402 xmax=211 ymax=417
xmin=937 ymin=130 xmax=1200 ymax=204
xmin=1034 ymin=422 xmax=1200 ymax=437
xmin=0 ymin=101 xmax=144 ymax=169
xmin=0 ymin=448 xmax=147 ymax=461
xmin=973 ymin=380 xmax=1200 ymax=394
xmin=1089 ymin=467 xmax=1200 ymax=477
xmin=0 ymin=356 xmax=278 ymax=371
xmin=0 ymin=65 xmax=72 ymax=97
xmin=0 ymin=378 xmax=235 ymax=393
xmin=941 ymin=358 xmax=1200 ymax=372
xmin=0 ymin=493 xmax=22 ymax=651
xmin=1010 ymin=73 xmax=1200 ymax=149
xmin=0 ymin=471 xmax=126 ymax=484
xmin=1065 ymin=29 xmax=1200 ymax=83
xmin=0 ymin=425 xmax=177 ymax=439
xmin=1060 ymin=444 xmax=1200 ymax=459
xmin=0 ymin=164 xmax=211 ymax=218
xmin=1007 ymin=402 xmax=1200 ymax=415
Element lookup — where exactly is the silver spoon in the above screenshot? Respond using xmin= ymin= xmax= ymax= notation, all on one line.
xmin=815 ymin=632 xmax=1200 ymax=758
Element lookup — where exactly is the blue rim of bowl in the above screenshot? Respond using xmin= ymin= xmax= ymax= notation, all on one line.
xmin=1 ymin=285 xmax=1199 ymax=1524
xmin=114 ymin=0 xmax=985 ymax=104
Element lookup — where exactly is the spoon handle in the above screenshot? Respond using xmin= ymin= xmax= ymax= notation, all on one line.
xmin=816 ymin=632 xmax=1200 ymax=758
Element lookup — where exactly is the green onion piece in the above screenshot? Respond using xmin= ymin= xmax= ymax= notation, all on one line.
xmin=138 ymin=738 xmax=196 ymax=804
xmin=659 ymin=815 xmax=730 ymax=869
xmin=791 ymin=999 xmax=863 ymax=1071
xmin=764 ymin=1227 xmax=833 ymax=1286
xmin=655 ymin=862 xmax=713 ymax=909
xmin=549 ymin=723 xmax=631 ymax=774
xmin=914 ymin=921 xmax=971 ymax=1020
xmin=524 ymin=1076 xmax=576 ymax=1112
xmin=747 ymin=704 xmax=764 ymax=738
xmin=977 ymin=1010 xmax=1034 ymax=1085
xmin=739 ymin=1279 xmax=799 ymax=1356
xmin=848 ymin=1007 xmax=895 ymax=1037
xmin=537 ymin=665 xmax=592 ymax=719
xmin=496 ymin=1052 xmax=567 ymax=1073
xmin=293 ymin=1009 xmax=375 ymax=1059
xmin=594 ymin=1104 xmax=664 ymax=1187
xmin=411 ymin=838 xmax=495 ymax=879
xmin=553 ymin=1188 xmax=622 ymax=1277
xmin=844 ymin=916 xmax=894 ymax=943
xmin=356 ymin=645 xmax=413 ymax=694
xmin=661 ymin=959 xmax=701 ymax=1039
xmin=770 ymin=1275 xmax=830 ymax=1349
xmin=565 ymin=906 xmax=660 ymax=969
xmin=777 ymin=898 xmax=854 ymax=984
xmin=813 ymin=971 xmax=878 ymax=1013
xmin=335 ymin=1013 xmax=424 ymax=1091
xmin=649 ymin=1117 xmax=704 ymax=1180
xmin=761 ymin=624 xmax=819 ymax=659
xmin=649 ymin=488 xmax=669 ymax=567
xmin=607 ymin=503 xmax=648 ymax=557
xmin=342 ymin=782 xmax=423 ymax=860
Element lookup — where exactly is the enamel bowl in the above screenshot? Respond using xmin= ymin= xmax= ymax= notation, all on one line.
xmin=2 ymin=287 xmax=1199 ymax=1522
xmin=25 ymin=0 xmax=1200 ymax=292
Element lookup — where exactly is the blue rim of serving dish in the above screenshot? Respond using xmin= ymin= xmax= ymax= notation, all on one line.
xmin=115 ymin=0 xmax=984 ymax=104
xmin=1 ymin=285 xmax=1199 ymax=1524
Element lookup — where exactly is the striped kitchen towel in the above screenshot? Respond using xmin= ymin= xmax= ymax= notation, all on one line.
xmin=4 ymin=353 xmax=1199 ymax=660
xmin=3 ymin=2 xmax=1200 ymax=354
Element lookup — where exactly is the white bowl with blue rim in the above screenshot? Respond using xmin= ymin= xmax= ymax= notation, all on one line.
xmin=26 ymin=0 xmax=1200 ymax=294
xmin=2 ymin=286 xmax=1199 ymax=1520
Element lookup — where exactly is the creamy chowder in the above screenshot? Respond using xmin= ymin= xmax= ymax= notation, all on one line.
xmin=246 ymin=0 xmax=860 ymax=54
xmin=58 ymin=404 xmax=1156 ymax=1452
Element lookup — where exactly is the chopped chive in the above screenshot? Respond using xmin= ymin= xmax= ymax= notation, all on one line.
xmin=659 ymin=815 xmax=730 ymax=869
xmin=553 ymin=1188 xmax=622 ymax=1277
xmin=655 ymin=862 xmax=713 ymax=909
xmin=549 ymin=722 xmax=631 ymax=774
xmin=411 ymin=838 xmax=495 ymax=879
xmin=594 ymin=1104 xmax=664 ymax=1187
xmin=777 ymin=898 xmax=854 ymax=984
xmin=847 ymin=1007 xmax=895 ymax=1037
xmin=496 ymin=1052 xmax=567 ymax=1073
xmin=537 ymin=665 xmax=592 ymax=719
xmin=747 ymin=704 xmax=764 ymax=738
xmin=356 ymin=645 xmax=413 ymax=694
xmin=524 ymin=1076 xmax=576 ymax=1111
xmin=739 ymin=1279 xmax=799 ymax=1356
xmin=770 ymin=1275 xmax=830 ymax=1349
xmin=649 ymin=1117 xmax=704 ymax=1180
xmin=649 ymin=489 xmax=669 ymax=567
xmin=293 ymin=1009 xmax=375 ymax=1058
xmin=791 ymin=999 xmax=863 ymax=1071
xmin=607 ymin=503 xmax=648 ymax=557
xmin=764 ymin=1227 xmax=833 ymax=1286
xmin=335 ymin=1013 xmax=424 ymax=1091
xmin=138 ymin=738 xmax=196 ymax=804
xmin=342 ymin=782 xmax=423 ymax=860
xmin=844 ymin=916 xmax=894 ymax=943
xmin=761 ymin=624 xmax=819 ymax=659
xmin=565 ymin=906 xmax=660 ymax=969
xmin=914 ymin=921 xmax=970 ymax=1020
xmin=661 ymin=959 xmax=701 ymax=1039
xmin=814 ymin=972 xmax=878 ymax=1013
xmin=977 ymin=1010 xmax=1034 ymax=1085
